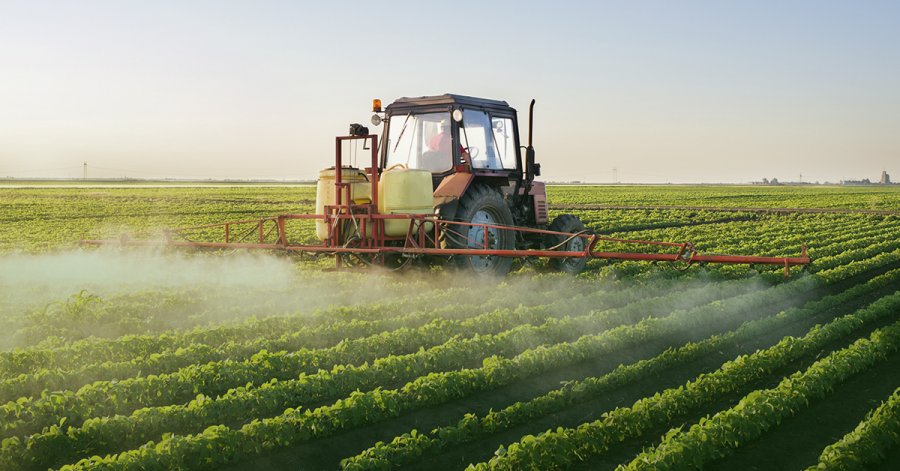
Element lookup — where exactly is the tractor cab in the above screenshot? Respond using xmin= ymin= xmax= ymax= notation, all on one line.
xmin=361 ymin=93 xmax=557 ymax=275
xmin=373 ymin=94 xmax=545 ymax=231
xmin=380 ymin=95 xmax=520 ymax=179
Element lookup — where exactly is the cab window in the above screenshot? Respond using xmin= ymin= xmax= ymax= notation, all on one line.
xmin=385 ymin=112 xmax=452 ymax=173
xmin=459 ymin=110 xmax=516 ymax=170
xmin=490 ymin=117 xmax=517 ymax=170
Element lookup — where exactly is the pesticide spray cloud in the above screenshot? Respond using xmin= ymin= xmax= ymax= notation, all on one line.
xmin=0 ymin=249 xmax=303 ymax=347
xmin=0 ymin=248 xmax=620 ymax=348
xmin=0 ymin=248 xmax=780 ymax=353
xmin=0 ymin=248 xmax=297 ymax=293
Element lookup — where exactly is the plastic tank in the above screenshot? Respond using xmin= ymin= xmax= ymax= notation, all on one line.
xmin=377 ymin=168 xmax=434 ymax=237
xmin=315 ymin=167 xmax=371 ymax=241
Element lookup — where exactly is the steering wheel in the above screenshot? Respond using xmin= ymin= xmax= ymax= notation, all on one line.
xmin=385 ymin=163 xmax=407 ymax=171
xmin=465 ymin=146 xmax=480 ymax=159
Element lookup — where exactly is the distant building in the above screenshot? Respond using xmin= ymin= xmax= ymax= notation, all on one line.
xmin=752 ymin=177 xmax=789 ymax=185
xmin=881 ymin=171 xmax=891 ymax=185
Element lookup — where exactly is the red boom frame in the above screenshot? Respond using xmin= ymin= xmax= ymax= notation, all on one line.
xmin=82 ymin=135 xmax=811 ymax=276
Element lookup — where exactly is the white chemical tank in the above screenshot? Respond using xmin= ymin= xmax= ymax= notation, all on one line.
xmin=315 ymin=167 xmax=371 ymax=241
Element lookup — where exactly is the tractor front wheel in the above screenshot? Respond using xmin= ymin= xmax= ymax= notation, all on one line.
xmin=445 ymin=185 xmax=515 ymax=276
xmin=546 ymin=214 xmax=590 ymax=274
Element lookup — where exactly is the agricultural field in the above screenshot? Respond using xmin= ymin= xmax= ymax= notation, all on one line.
xmin=0 ymin=183 xmax=899 ymax=470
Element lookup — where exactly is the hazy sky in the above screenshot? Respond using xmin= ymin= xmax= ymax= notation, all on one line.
xmin=1 ymin=1 xmax=898 ymax=183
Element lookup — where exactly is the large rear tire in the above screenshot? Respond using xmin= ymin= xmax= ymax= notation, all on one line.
xmin=445 ymin=185 xmax=515 ymax=276
xmin=546 ymin=214 xmax=590 ymax=274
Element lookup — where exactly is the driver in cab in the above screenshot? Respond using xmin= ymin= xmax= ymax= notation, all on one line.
xmin=426 ymin=120 xmax=469 ymax=171
xmin=427 ymin=120 xmax=452 ymax=154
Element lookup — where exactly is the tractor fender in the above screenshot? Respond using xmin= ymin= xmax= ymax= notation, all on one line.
xmin=529 ymin=181 xmax=549 ymax=225
xmin=433 ymin=172 xmax=474 ymax=207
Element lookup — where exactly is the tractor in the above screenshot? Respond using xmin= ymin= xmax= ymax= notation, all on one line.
xmin=361 ymin=94 xmax=584 ymax=275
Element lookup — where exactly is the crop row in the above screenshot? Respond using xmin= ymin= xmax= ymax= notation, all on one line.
xmin=0 ymin=280 xmax=763 ymax=469
xmin=0 ymin=280 xmax=491 ymax=374
xmin=340 ymin=267 xmax=900 ymax=470
xmin=0 ymin=267 xmax=653 ymax=378
xmin=5 ymin=185 xmax=897 ymax=253
xmin=596 ymin=215 xmax=899 ymax=280
xmin=600 ymin=209 xmax=851 ymax=240
xmin=0 ymin=275 xmax=695 ymax=402
xmin=545 ymin=185 xmax=900 ymax=210
xmin=0 ymin=187 xmax=319 ymax=252
xmin=619 ymin=301 xmax=900 ymax=470
xmin=37 ymin=251 xmax=897 ymax=471
xmin=596 ymin=211 xmax=882 ymax=251
xmin=2 ymin=207 xmax=887 ymax=377
xmin=472 ymin=289 xmax=900 ymax=470
xmin=616 ymin=213 xmax=898 ymax=258
xmin=681 ymin=219 xmax=900 ymax=278
xmin=603 ymin=214 xmax=898 ymax=265
xmin=4 ymin=257 xmax=417 ymax=344
xmin=806 ymin=386 xmax=900 ymax=470
xmin=592 ymin=216 xmax=896 ymax=282
xmin=0 ymin=302 xmax=511 ymax=402
xmin=4 ymin=238 xmax=894 ymax=448
xmin=568 ymin=209 xmax=759 ymax=235
xmin=0 ymin=275 xmax=735 ymax=439
xmin=707 ymin=216 xmax=898 ymax=259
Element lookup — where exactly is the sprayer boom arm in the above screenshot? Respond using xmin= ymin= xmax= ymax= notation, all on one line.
xmin=81 ymin=212 xmax=811 ymax=277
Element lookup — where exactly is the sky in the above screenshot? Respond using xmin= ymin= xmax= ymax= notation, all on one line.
xmin=1 ymin=1 xmax=898 ymax=183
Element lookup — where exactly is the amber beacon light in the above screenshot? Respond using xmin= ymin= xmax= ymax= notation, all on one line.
xmin=372 ymin=99 xmax=382 ymax=113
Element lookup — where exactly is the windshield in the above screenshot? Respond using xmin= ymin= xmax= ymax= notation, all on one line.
xmin=384 ymin=112 xmax=452 ymax=173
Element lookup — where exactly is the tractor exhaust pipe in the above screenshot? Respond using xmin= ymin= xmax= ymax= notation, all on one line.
xmin=527 ymin=98 xmax=535 ymax=149
xmin=525 ymin=99 xmax=538 ymax=185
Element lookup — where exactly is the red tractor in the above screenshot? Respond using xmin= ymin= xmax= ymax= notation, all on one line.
xmin=372 ymin=94 xmax=585 ymax=275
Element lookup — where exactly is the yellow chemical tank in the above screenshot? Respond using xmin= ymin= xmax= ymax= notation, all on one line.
xmin=315 ymin=167 xmax=371 ymax=241
xmin=378 ymin=168 xmax=434 ymax=237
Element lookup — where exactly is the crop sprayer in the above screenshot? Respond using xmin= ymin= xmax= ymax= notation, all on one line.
xmin=83 ymin=94 xmax=810 ymax=276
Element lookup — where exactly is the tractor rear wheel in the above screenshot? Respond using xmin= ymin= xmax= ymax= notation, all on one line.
xmin=546 ymin=214 xmax=590 ymax=274
xmin=445 ymin=185 xmax=515 ymax=276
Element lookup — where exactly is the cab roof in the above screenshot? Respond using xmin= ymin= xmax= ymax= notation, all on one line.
xmin=387 ymin=94 xmax=513 ymax=112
